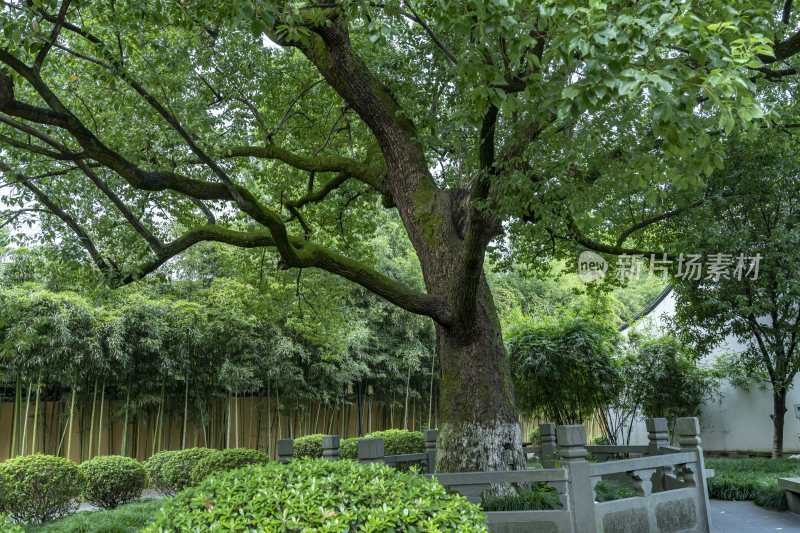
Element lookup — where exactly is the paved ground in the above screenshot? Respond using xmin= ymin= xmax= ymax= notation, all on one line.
xmin=711 ymin=499 xmax=800 ymax=532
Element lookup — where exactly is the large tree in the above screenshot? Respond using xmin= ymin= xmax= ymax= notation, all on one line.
xmin=670 ymin=131 xmax=800 ymax=457
xmin=0 ymin=0 xmax=794 ymax=471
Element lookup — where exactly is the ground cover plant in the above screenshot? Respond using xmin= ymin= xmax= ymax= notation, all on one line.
xmin=705 ymin=457 xmax=800 ymax=511
xmin=23 ymin=499 xmax=163 ymax=533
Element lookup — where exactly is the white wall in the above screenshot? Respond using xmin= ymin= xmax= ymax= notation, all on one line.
xmin=624 ymin=290 xmax=800 ymax=453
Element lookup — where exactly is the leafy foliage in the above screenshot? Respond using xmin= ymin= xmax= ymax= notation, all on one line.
xmin=79 ymin=456 xmax=148 ymax=510
xmin=143 ymin=451 xmax=177 ymax=496
xmin=481 ymin=484 xmax=562 ymax=511
xmin=190 ymin=449 xmax=269 ymax=486
xmin=507 ymin=315 xmax=623 ymax=424
xmin=160 ymin=448 xmax=217 ymax=494
xmin=0 ymin=454 xmax=83 ymax=524
xmin=362 ymin=429 xmax=425 ymax=456
xmin=292 ymin=434 xmax=326 ymax=459
xmin=142 ymin=459 xmax=488 ymax=532
xmin=705 ymin=457 xmax=800 ymax=511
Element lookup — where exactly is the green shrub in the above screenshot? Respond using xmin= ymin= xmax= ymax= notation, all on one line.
xmin=293 ymin=434 xmax=325 ymax=458
xmin=482 ymin=484 xmax=562 ymax=511
xmin=529 ymin=426 xmax=541 ymax=445
xmin=79 ymin=455 xmax=148 ymax=509
xmin=365 ymin=429 xmax=425 ymax=456
xmin=340 ymin=437 xmax=359 ymax=459
xmin=143 ymin=458 xmax=488 ymax=532
xmin=0 ymin=454 xmax=83 ymax=524
xmin=190 ymin=448 xmax=269 ymax=485
xmin=144 ymin=451 xmax=179 ymax=495
xmin=592 ymin=435 xmax=611 ymax=445
xmin=161 ymin=448 xmax=217 ymax=493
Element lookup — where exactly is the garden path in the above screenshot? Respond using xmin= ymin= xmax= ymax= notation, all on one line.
xmin=711 ymin=499 xmax=800 ymax=532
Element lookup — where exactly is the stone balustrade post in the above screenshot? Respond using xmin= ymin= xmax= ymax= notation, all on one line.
xmin=557 ymin=424 xmax=596 ymax=531
xmin=425 ymin=429 xmax=437 ymax=473
xmin=646 ymin=417 xmax=669 ymax=455
xmin=277 ymin=438 xmax=294 ymax=463
xmin=677 ymin=417 xmax=712 ymax=532
xmin=358 ymin=437 xmax=385 ymax=464
xmin=647 ymin=417 xmax=672 ymax=492
xmin=540 ymin=423 xmax=557 ymax=469
xmin=322 ymin=435 xmax=340 ymax=461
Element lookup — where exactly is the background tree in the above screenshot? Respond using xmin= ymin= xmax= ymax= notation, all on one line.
xmin=0 ymin=0 xmax=790 ymax=470
xmin=670 ymin=132 xmax=800 ymax=457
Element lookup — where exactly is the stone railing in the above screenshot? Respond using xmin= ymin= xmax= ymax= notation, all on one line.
xmin=431 ymin=417 xmax=711 ymax=533
xmin=273 ymin=418 xmax=711 ymax=533
xmin=275 ymin=429 xmax=438 ymax=473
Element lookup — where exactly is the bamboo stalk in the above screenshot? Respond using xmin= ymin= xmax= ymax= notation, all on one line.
xmin=10 ymin=376 xmax=20 ymax=458
xmin=182 ymin=375 xmax=189 ymax=450
xmin=404 ymin=363 xmax=411 ymax=430
xmin=20 ymin=380 xmax=32 ymax=456
xmin=87 ymin=378 xmax=97 ymax=460
xmin=96 ymin=380 xmax=105 ymax=457
xmin=66 ymin=384 xmax=77 ymax=460
xmin=120 ymin=389 xmax=130 ymax=456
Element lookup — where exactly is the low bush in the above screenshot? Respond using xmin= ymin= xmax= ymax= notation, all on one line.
xmin=79 ymin=455 xmax=148 ymax=509
xmin=529 ymin=426 xmax=541 ymax=445
xmin=338 ymin=429 xmax=425 ymax=461
xmin=592 ymin=435 xmax=611 ymax=445
xmin=365 ymin=429 xmax=425 ymax=456
xmin=161 ymin=448 xmax=217 ymax=494
xmin=293 ymin=434 xmax=325 ymax=458
xmin=190 ymin=448 xmax=269 ymax=485
xmin=481 ymin=484 xmax=562 ymax=511
xmin=705 ymin=457 xmax=800 ymax=511
xmin=24 ymin=498 xmax=163 ymax=533
xmin=0 ymin=454 xmax=83 ymax=524
xmin=143 ymin=451 xmax=178 ymax=495
xmin=143 ymin=458 xmax=488 ymax=532
xmin=340 ymin=437 xmax=359 ymax=459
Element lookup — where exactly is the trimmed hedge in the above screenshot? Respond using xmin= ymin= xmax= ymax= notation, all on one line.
xmin=161 ymin=448 xmax=217 ymax=494
xmin=340 ymin=437 xmax=359 ymax=459
xmin=143 ymin=450 xmax=178 ymax=495
xmin=339 ymin=430 xmax=425 ymax=460
xmin=79 ymin=455 xmax=148 ymax=509
xmin=293 ymin=434 xmax=325 ymax=458
xmin=0 ymin=454 xmax=83 ymax=524
xmin=143 ymin=458 xmax=488 ymax=532
xmin=190 ymin=448 xmax=269 ymax=485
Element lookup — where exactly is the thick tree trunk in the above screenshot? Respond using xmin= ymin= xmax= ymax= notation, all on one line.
xmin=772 ymin=389 xmax=788 ymax=458
xmin=434 ymin=284 xmax=525 ymax=473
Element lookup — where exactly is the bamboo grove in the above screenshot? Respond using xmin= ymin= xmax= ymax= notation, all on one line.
xmin=0 ymin=269 xmax=440 ymax=463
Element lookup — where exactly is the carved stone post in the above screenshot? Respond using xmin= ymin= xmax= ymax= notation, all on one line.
xmin=646 ymin=417 xmax=669 ymax=455
xmin=277 ymin=438 xmax=293 ymax=463
xmin=358 ymin=437 xmax=385 ymax=464
xmin=677 ymin=417 xmax=712 ymax=532
xmin=647 ymin=417 xmax=672 ymax=492
xmin=322 ymin=435 xmax=340 ymax=461
xmin=425 ymin=429 xmax=438 ymax=473
xmin=540 ymin=423 xmax=557 ymax=469
xmin=558 ymin=425 xmax=596 ymax=531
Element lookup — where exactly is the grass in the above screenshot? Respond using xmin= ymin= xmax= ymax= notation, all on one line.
xmin=481 ymin=483 xmax=563 ymax=511
xmin=23 ymin=499 xmax=164 ymax=533
xmin=705 ymin=457 xmax=800 ymax=511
